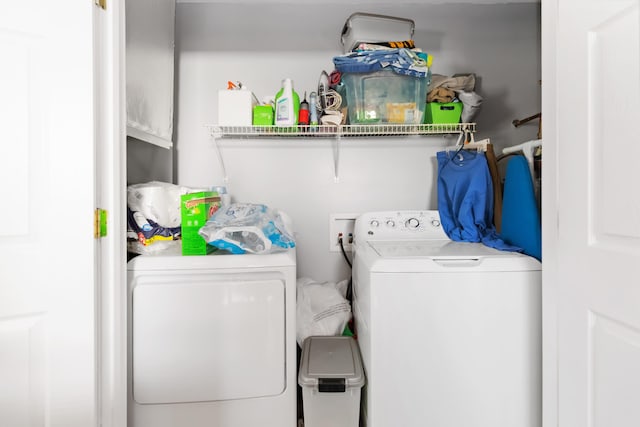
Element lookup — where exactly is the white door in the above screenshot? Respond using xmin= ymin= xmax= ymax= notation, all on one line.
xmin=0 ymin=2 xmax=99 ymax=426
xmin=545 ymin=0 xmax=640 ymax=426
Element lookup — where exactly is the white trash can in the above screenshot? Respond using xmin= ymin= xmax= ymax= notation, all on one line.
xmin=298 ymin=336 xmax=365 ymax=427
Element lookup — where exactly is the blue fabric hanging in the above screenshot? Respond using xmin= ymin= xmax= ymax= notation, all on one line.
xmin=500 ymin=155 xmax=542 ymax=260
xmin=333 ymin=48 xmax=430 ymax=78
xmin=437 ymin=149 xmax=521 ymax=252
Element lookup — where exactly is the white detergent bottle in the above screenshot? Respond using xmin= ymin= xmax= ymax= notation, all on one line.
xmin=275 ymin=78 xmax=298 ymax=127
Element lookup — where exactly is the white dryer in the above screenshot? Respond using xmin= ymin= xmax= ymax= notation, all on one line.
xmin=127 ymin=249 xmax=297 ymax=427
xmin=352 ymin=211 xmax=541 ymax=427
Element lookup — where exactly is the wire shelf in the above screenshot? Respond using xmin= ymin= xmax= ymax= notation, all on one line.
xmin=206 ymin=123 xmax=476 ymax=184
xmin=207 ymin=123 xmax=475 ymax=139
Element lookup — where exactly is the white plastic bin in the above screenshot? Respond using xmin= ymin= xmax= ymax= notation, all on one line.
xmin=298 ymin=336 xmax=365 ymax=427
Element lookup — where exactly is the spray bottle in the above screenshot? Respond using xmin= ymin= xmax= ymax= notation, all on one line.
xmin=275 ymin=78 xmax=300 ymax=127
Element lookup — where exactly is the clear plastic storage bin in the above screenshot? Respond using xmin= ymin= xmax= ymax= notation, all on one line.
xmin=342 ymin=69 xmax=429 ymax=124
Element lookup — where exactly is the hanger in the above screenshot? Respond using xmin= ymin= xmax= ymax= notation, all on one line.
xmin=445 ymin=124 xmax=472 ymax=152
xmin=445 ymin=131 xmax=465 ymax=153
xmin=464 ymin=132 xmax=490 ymax=152
xmin=502 ymin=139 xmax=542 ymax=179
xmin=443 ymin=128 xmax=488 ymax=163
xmin=445 ymin=130 xmax=489 ymax=153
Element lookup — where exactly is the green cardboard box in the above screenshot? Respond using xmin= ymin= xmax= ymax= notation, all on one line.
xmin=180 ymin=191 xmax=221 ymax=255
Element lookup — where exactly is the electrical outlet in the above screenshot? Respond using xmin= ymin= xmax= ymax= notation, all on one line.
xmin=329 ymin=213 xmax=359 ymax=252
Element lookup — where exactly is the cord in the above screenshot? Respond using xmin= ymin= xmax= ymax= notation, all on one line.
xmin=338 ymin=235 xmax=353 ymax=304
xmin=338 ymin=235 xmax=352 ymax=268
xmin=338 ymin=235 xmax=355 ymax=332
xmin=318 ymin=89 xmax=343 ymax=111
xmin=325 ymin=90 xmax=343 ymax=110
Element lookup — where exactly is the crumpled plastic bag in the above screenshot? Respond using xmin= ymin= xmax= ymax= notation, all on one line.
xmin=198 ymin=203 xmax=295 ymax=254
xmin=128 ymin=181 xmax=202 ymax=228
xmin=296 ymin=277 xmax=351 ymax=348
xmin=457 ymin=90 xmax=483 ymax=123
xmin=127 ymin=181 xmax=206 ymax=254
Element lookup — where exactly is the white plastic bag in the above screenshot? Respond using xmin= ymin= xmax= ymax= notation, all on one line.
xmin=296 ymin=277 xmax=352 ymax=347
xmin=457 ymin=90 xmax=483 ymax=123
xmin=127 ymin=181 xmax=203 ymax=228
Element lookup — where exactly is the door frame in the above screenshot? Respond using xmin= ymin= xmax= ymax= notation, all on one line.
xmin=99 ymin=2 xmax=560 ymax=427
xmin=95 ymin=1 xmax=128 ymax=426
xmin=541 ymin=1 xmax=558 ymax=426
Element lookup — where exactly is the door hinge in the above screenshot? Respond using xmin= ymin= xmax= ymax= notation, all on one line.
xmin=95 ymin=0 xmax=106 ymax=10
xmin=95 ymin=208 xmax=108 ymax=239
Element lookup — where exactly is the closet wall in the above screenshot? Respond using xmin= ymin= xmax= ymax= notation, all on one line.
xmin=126 ymin=0 xmax=175 ymax=184
xmin=172 ymin=1 xmax=541 ymax=283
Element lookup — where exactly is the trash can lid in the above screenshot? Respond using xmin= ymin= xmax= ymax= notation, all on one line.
xmin=298 ymin=336 xmax=365 ymax=388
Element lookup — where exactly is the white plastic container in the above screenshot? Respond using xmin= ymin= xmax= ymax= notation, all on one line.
xmin=340 ymin=12 xmax=415 ymax=53
xmin=217 ymin=89 xmax=256 ymax=126
xmin=298 ymin=336 xmax=365 ymax=427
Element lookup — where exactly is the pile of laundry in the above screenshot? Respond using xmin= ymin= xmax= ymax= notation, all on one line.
xmin=427 ymin=73 xmax=483 ymax=123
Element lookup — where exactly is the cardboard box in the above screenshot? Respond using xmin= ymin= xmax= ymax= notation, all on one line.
xmin=387 ymin=102 xmax=419 ymax=124
xmin=180 ymin=191 xmax=221 ymax=255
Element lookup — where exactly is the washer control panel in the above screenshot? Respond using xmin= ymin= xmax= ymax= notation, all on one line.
xmin=355 ymin=210 xmax=448 ymax=243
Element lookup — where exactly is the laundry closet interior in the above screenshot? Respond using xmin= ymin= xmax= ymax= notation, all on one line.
xmin=127 ymin=0 xmax=541 ymax=281
xmin=125 ymin=0 xmax=542 ymax=425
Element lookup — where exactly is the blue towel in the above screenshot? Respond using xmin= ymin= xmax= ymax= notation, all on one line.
xmin=501 ymin=155 xmax=542 ymax=260
xmin=437 ymin=149 xmax=521 ymax=252
xmin=333 ymin=48 xmax=430 ymax=78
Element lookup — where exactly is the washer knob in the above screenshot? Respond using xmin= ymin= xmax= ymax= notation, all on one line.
xmin=406 ymin=217 xmax=420 ymax=229
xmin=431 ymin=219 xmax=441 ymax=227
xmin=370 ymin=220 xmax=380 ymax=228
xmin=386 ymin=220 xmax=396 ymax=228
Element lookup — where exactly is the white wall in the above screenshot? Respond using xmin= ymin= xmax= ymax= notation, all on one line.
xmin=174 ymin=2 xmax=541 ymax=283
xmin=127 ymin=137 xmax=173 ymax=184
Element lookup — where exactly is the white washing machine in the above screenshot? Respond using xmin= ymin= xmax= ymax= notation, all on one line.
xmin=352 ymin=211 xmax=541 ymax=427
xmin=127 ymin=249 xmax=297 ymax=427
